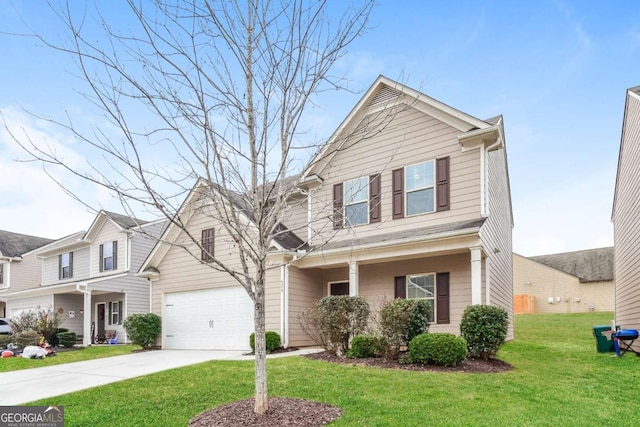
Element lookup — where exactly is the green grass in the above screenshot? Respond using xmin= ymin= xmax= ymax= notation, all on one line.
xmin=31 ymin=313 xmax=640 ymax=426
xmin=0 ymin=345 xmax=139 ymax=373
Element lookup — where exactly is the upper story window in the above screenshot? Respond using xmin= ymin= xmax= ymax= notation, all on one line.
xmin=393 ymin=157 xmax=449 ymax=219
xmin=333 ymin=174 xmax=381 ymax=229
xmin=201 ymin=228 xmax=215 ymax=262
xmin=0 ymin=263 xmax=3 ymax=284
xmin=59 ymin=252 xmax=73 ymax=279
xmin=344 ymin=177 xmax=369 ymax=226
xmin=99 ymin=241 xmax=118 ymax=272
xmin=405 ymin=161 xmax=435 ymax=216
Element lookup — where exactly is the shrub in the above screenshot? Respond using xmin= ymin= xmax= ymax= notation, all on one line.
xmin=409 ymin=333 xmax=467 ymax=367
xmin=13 ymin=330 xmax=39 ymax=348
xmin=123 ymin=313 xmax=161 ymax=349
xmin=378 ymin=299 xmax=432 ymax=359
xmin=460 ymin=305 xmax=509 ymax=360
xmin=58 ymin=331 xmax=77 ymax=348
xmin=10 ymin=307 xmax=66 ymax=346
xmin=250 ymin=331 xmax=281 ymax=353
xmin=0 ymin=334 xmax=12 ymax=349
xmin=347 ymin=335 xmax=385 ymax=358
xmin=299 ymin=296 xmax=370 ymax=356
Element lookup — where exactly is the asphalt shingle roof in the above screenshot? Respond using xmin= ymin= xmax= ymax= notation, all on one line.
xmin=102 ymin=211 xmax=148 ymax=229
xmin=0 ymin=230 xmax=55 ymax=258
xmin=530 ymin=247 xmax=614 ymax=283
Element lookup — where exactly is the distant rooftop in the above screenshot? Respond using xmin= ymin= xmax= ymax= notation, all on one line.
xmin=0 ymin=230 xmax=55 ymax=258
xmin=530 ymin=247 xmax=614 ymax=283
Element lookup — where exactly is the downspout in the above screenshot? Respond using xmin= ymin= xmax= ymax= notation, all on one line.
xmin=284 ymin=262 xmax=290 ymax=348
xmin=76 ymin=283 xmax=92 ymax=347
xmin=280 ymin=264 xmax=285 ymax=344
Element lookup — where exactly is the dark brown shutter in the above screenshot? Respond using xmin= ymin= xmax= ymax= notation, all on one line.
xmin=99 ymin=244 xmax=104 ymax=272
xmin=436 ymin=157 xmax=450 ymax=212
xmin=69 ymin=252 xmax=73 ymax=278
xmin=394 ymin=276 xmax=406 ymax=299
xmin=333 ymin=183 xmax=344 ymax=229
xmin=369 ymin=174 xmax=381 ymax=223
xmin=58 ymin=254 xmax=62 ymax=279
xmin=112 ymin=241 xmax=118 ymax=270
xmin=119 ymin=300 xmax=123 ymax=324
xmin=436 ymin=272 xmax=450 ymax=324
xmin=201 ymin=228 xmax=215 ymax=261
xmin=392 ymin=168 xmax=404 ymax=219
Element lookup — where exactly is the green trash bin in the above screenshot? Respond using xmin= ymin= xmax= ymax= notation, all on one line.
xmin=592 ymin=325 xmax=619 ymax=353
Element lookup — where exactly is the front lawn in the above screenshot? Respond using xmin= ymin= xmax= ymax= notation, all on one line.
xmin=32 ymin=312 xmax=640 ymax=426
xmin=0 ymin=345 xmax=139 ymax=373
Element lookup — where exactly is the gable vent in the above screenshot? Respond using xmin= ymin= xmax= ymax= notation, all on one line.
xmin=368 ymin=85 xmax=402 ymax=107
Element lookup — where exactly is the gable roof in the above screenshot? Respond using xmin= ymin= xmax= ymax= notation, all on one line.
xmin=102 ymin=210 xmax=148 ymax=229
xmin=0 ymin=230 xmax=55 ymax=258
xmin=82 ymin=210 xmax=149 ymax=242
xmin=302 ymin=75 xmax=503 ymax=179
xmin=529 ymin=247 xmax=614 ymax=283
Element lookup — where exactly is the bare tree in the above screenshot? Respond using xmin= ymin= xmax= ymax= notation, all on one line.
xmin=4 ymin=0 xmax=374 ymax=415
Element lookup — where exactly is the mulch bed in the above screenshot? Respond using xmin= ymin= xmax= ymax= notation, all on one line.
xmin=303 ymin=350 xmax=513 ymax=373
xmin=189 ymin=397 xmax=341 ymax=427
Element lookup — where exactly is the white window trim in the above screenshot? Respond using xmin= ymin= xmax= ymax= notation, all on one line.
xmin=406 ymin=272 xmax=437 ymax=322
xmin=327 ymin=280 xmax=350 ymax=296
xmin=110 ymin=301 xmax=120 ymax=325
xmin=343 ymin=177 xmax=369 ymax=227
xmin=103 ymin=242 xmax=115 ymax=271
xmin=405 ymin=159 xmax=435 ymax=217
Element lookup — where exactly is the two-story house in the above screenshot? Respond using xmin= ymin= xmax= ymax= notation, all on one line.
xmin=139 ymin=76 xmax=514 ymax=350
xmin=0 ymin=230 xmax=54 ymax=317
xmin=2 ymin=211 xmax=164 ymax=345
xmin=613 ymin=85 xmax=640 ymax=344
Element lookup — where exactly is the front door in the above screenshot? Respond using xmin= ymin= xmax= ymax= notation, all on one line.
xmin=97 ymin=303 xmax=106 ymax=336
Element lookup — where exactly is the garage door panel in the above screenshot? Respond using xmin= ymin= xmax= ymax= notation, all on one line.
xmin=164 ymin=286 xmax=253 ymax=350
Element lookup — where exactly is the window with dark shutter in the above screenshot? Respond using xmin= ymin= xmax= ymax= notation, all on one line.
xmin=201 ymin=228 xmax=215 ymax=261
xmin=369 ymin=174 xmax=381 ymax=223
xmin=392 ymin=168 xmax=404 ymax=219
xmin=100 ymin=242 xmax=117 ymax=272
xmin=0 ymin=264 xmax=4 ymax=284
xmin=59 ymin=252 xmax=74 ymax=279
xmin=436 ymin=157 xmax=450 ymax=212
xmin=436 ymin=272 xmax=450 ymax=324
xmin=394 ymin=276 xmax=406 ymax=299
xmin=333 ymin=183 xmax=344 ymax=229
xmin=112 ymin=241 xmax=118 ymax=270
xmin=99 ymin=244 xmax=104 ymax=272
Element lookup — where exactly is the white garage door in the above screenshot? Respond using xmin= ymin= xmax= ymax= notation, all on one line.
xmin=164 ymin=287 xmax=253 ymax=350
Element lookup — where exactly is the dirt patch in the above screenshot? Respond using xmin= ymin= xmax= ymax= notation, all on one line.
xmin=189 ymin=397 xmax=341 ymax=427
xmin=303 ymin=351 xmax=513 ymax=373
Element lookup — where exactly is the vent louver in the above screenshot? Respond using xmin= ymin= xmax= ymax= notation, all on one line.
xmin=368 ymin=84 xmax=401 ymax=107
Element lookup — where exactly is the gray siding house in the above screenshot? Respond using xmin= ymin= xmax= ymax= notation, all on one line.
xmin=613 ymin=85 xmax=640 ymax=343
xmin=2 ymin=211 xmax=164 ymax=345
xmin=140 ymin=75 xmax=514 ymax=350
xmin=0 ymin=231 xmax=54 ymax=317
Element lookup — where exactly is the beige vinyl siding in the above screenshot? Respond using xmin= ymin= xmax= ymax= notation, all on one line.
xmin=42 ymin=246 xmax=90 ymax=285
xmin=614 ymin=90 xmax=640 ymax=334
xmin=3 ymin=252 xmax=44 ymax=292
xmin=90 ymin=220 xmax=127 ymax=277
xmin=281 ymin=196 xmax=309 ymax=242
xmin=309 ymin=106 xmax=481 ymax=245
xmin=264 ymin=266 xmax=282 ymax=333
xmin=479 ymin=146 xmax=514 ymax=339
xmin=513 ymin=254 xmax=614 ymax=313
xmin=287 ymin=266 xmax=323 ymax=346
xmin=54 ymin=293 xmax=84 ymax=334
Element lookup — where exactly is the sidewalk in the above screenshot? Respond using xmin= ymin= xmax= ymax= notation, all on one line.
xmin=0 ymin=348 xmax=322 ymax=405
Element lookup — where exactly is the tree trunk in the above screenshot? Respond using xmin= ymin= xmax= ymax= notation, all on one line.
xmin=254 ymin=274 xmax=268 ymax=414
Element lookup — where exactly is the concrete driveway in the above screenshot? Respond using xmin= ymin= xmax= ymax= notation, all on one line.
xmin=0 ymin=348 xmax=321 ymax=405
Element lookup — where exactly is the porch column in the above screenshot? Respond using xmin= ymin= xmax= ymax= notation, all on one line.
xmin=470 ymin=247 xmax=482 ymax=305
xmin=82 ymin=289 xmax=92 ymax=346
xmin=349 ymin=261 xmax=359 ymax=296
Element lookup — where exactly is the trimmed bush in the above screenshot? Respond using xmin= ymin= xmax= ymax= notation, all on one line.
xmin=0 ymin=334 xmax=12 ymax=349
xmin=14 ymin=330 xmax=39 ymax=348
xmin=123 ymin=313 xmax=161 ymax=349
xmin=378 ymin=299 xmax=432 ymax=359
xmin=347 ymin=335 xmax=385 ymax=358
xmin=58 ymin=331 xmax=77 ymax=348
xmin=299 ymin=295 xmax=370 ymax=356
xmin=460 ymin=305 xmax=509 ymax=360
xmin=409 ymin=333 xmax=467 ymax=367
xmin=250 ymin=331 xmax=281 ymax=353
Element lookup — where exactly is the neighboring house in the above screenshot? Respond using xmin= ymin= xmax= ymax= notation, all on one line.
xmin=513 ymin=248 xmax=614 ymax=314
xmin=2 ymin=211 xmax=164 ymax=345
xmin=0 ymin=231 xmax=54 ymax=317
xmin=613 ymin=85 xmax=640 ymax=339
xmin=139 ymin=75 xmax=514 ymax=350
